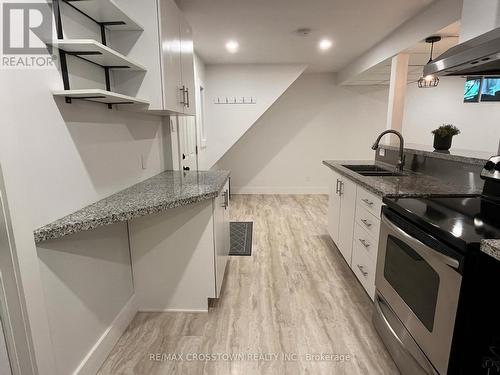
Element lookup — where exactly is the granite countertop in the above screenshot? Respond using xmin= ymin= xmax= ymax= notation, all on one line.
xmin=322 ymin=160 xmax=482 ymax=198
xmin=34 ymin=170 xmax=230 ymax=244
xmin=481 ymin=240 xmax=500 ymax=262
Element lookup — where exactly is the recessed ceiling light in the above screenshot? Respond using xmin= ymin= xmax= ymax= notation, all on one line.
xmin=225 ymin=40 xmax=239 ymax=53
xmin=319 ymin=39 xmax=333 ymax=51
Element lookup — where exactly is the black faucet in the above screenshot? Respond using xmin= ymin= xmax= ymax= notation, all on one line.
xmin=371 ymin=130 xmax=406 ymax=172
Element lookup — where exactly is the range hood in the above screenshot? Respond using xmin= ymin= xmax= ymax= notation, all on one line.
xmin=424 ymin=26 xmax=500 ymax=77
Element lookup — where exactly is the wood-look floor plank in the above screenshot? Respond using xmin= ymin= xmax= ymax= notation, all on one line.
xmin=98 ymin=195 xmax=399 ymax=375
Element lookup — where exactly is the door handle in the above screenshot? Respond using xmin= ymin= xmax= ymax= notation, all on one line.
xmin=339 ymin=181 xmax=344 ymax=196
xmin=224 ymin=189 xmax=229 ymax=209
xmin=362 ymin=198 xmax=374 ymax=206
xmin=335 ymin=179 xmax=341 ymax=195
xmin=356 ymin=264 xmax=368 ymax=277
xmin=180 ymin=85 xmax=187 ymax=105
xmin=361 ymin=219 xmax=372 ymax=228
xmin=185 ymin=87 xmax=190 ymax=108
xmin=358 ymin=238 xmax=370 ymax=248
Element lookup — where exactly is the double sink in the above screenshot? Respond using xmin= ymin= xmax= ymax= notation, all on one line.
xmin=343 ymin=164 xmax=405 ymax=177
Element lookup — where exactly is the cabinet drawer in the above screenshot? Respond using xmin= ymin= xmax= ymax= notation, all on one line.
xmin=353 ymin=223 xmax=378 ymax=260
xmin=355 ymin=204 xmax=381 ymax=240
xmin=357 ymin=187 xmax=383 ymax=218
xmin=351 ymin=241 xmax=376 ymax=300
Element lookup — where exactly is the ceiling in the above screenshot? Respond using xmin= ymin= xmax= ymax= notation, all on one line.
xmin=347 ymin=22 xmax=461 ymax=85
xmin=176 ymin=0 xmax=436 ymax=72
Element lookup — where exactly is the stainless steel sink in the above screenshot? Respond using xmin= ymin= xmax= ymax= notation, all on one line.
xmin=342 ymin=164 xmax=405 ymax=177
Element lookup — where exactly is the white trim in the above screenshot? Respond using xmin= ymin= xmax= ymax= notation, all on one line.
xmin=138 ymin=308 xmax=209 ymax=313
xmin=73 ymin=295 xmax=137 ymax=375
xmin=230 ymin=186 xmax=329 ymax=195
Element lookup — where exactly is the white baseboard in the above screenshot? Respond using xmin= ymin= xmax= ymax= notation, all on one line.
xmin=138 ymin=308 xmax=208 ymax=313
xmin=230 ymin=186 xmax=329 ymax=195
xmin=73 ymin=295 xmax=137 ymax=375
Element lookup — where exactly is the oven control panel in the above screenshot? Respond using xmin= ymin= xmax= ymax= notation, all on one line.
xmin=481 ymin=156 xmax=500 ymax=180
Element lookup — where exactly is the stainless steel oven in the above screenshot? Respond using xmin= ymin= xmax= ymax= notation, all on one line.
xmin=374 ymin=209 xmax=463 ymax=375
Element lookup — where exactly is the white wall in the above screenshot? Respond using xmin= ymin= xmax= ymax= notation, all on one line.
xmin=403 ymin=77 xmax=500 ymax=153
xmin=202 ymin=63 xmax=306 ymax=169
xmin=0 ymin=9 xmax=166 ymax=372
xmin=218 ymin=73 xmax=389 ymax=194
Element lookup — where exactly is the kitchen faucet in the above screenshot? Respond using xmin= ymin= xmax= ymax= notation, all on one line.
xmin=371 ymin=130 xmax=406 ymax=172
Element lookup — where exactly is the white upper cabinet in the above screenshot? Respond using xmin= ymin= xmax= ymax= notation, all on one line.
xmin=112 ymin=0 xmax=196 ymax=114
xmin=157 ymin=0 xmax=196 ymax=115
xmin=158 ymin=0 xmax=183 ymax=113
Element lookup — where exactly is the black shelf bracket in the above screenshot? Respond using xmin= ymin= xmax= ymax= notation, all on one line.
xmin=52 ymin=0 xmax=136 ymax=109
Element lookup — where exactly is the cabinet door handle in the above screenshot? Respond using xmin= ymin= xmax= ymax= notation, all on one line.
xmin=224 ymin=189 xmax=229 ymax=209
xmin=180 ymin=85 xmax=187 ymax=105
xmin=185 ymin=87 xmax=190 ymax=108
xmin=340 ymin=181 xmax=344 ymax=196
xmin=335 ymin=179 xmax=341 ymax=195
xmin=361 ymin=219 xmax=372 ymax=228
xmin=362 ymin=198 xmax=374 ymax=206
xmin=358 ymin=238 xmax=370 ymax=248
xmin=357 ymin=264 xmax=368 ymax=277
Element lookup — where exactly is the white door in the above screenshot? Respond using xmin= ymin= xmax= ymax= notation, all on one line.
xmin=337 ymin=178 xmax=357 ymax=265
xmin=178 ymin=116 xmax=198 ymax=171
xmin=0 ymin=167 xmax=36 ymax=375
xmin=327 ymin=171 xmax=341 ymax=244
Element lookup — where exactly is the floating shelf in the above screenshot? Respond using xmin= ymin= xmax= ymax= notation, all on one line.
xmin=53 ymin=89 xmax=150 ymax=106
xmin=63 ymin=0 xmax=143 ymax=31
xmin=49 ymin=39 xmax=146 ymax=70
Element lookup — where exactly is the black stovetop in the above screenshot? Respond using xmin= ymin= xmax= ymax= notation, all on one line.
xmin=384 ymin=195 xmax=500 ymax=253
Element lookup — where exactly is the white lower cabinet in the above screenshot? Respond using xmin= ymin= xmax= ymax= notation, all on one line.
xmin=129 ymin=182 xmax=230 ymax=311
xmin=327 ymin=171 xmax=357 ymax=265
xmin=214 ymin=180 xmax=230 ymax=298
xmin=327 ymin=171 xmax=383 ymax=300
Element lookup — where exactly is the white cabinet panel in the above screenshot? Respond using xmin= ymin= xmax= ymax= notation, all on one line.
xmin=351 ymin=238 xmax=376 ymax=300
xmin=158 ymin=0 xmax=183 ymax=113
xmin=214 ymin=181 xmax=230 ymax=298
xmin=337 ymin=177 xmax=357 ymax=265
xmin=180 ymin=14 xmax=196 ymax=115
xmin=355 ymin=204 xmax=381 ymax=240
xmin=356 ymin=187 xmax=383 ymax=218
xmin=327 ymin=171 xmax=341 ymax=244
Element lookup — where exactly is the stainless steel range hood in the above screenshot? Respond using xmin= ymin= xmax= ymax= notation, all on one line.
xmin=424 ymin=26 xmax=500 ymax=77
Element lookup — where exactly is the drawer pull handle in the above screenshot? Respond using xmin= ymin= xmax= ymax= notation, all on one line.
xmin=358 ymin=238 xmax=370 ymax=248
xmin=357 ymin=264 xmax=368 ymax=277
xmin=362 ymin=198 xmax=374 ymax=206
xmin=361 ymin=219 xmax=372 ymax=228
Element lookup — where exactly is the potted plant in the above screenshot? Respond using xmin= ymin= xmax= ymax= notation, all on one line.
xmin=431 ymin=124 xmax=460 ymax=151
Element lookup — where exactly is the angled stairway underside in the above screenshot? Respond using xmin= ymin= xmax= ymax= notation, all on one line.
xmin=201 ymin=64 xmax=307 ymax=169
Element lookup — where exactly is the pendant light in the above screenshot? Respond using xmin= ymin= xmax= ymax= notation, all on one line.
xmin=418 ymin=36 xmax=441 ymax=88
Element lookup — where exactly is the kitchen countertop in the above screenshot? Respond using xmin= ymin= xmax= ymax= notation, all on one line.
xmin=34 ymin=170 xmax=230 ymax=244
xmin=323 ymin=160 xmax=500 ymax=262
xmin=481 ymin=240 xmax=500 ymax=262
xmin=322 ymin=160 xmax=482 ymax=198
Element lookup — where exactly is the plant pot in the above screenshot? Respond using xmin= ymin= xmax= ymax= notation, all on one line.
xmin=433 ymin=134 xmax=453 ymax=151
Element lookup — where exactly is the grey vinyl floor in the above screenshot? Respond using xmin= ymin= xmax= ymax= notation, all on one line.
xmin=97 ymin=195 xmax=399 ymax=375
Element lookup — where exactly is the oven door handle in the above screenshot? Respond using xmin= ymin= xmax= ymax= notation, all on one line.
xmin=381 ymin=213 xmax=460 ymax=270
